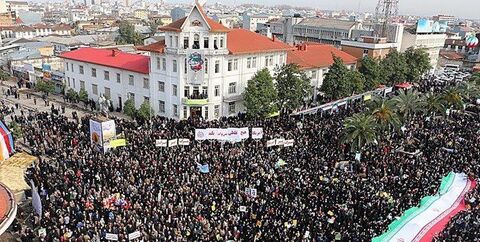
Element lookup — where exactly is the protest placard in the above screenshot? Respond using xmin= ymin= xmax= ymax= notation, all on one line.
xmin=251 ymin=128 xmax=263 ymax=139
xmin=168 ymin=139 xmax=178 ymax=147
xmin=105 ymin=233 xmax=119 ymax=241
xmin=155 ymin=139 xmax=168 ymax=147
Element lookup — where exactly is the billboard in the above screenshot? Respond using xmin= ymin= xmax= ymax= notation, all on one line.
xmin=90 ymin=119 xmax=117 ymax=152
xmin=89 ymin=119 xmax=103 ymax=148
xmin=186 ymin=50 xmax=205 ymax=85
xmin=416 ymin=18 xmax=448 ymax=33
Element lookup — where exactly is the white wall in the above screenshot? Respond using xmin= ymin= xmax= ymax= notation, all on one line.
xmin=64 ymin=60 xmax=150 ymax=110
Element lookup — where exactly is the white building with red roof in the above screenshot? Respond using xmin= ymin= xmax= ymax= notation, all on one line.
xmin=61 ymin=48 xmax=150 ymax=110
xmin=139 ymin=1 xmax=294 ymax=119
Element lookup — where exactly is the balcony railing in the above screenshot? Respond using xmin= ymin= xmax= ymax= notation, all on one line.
xmin=182 ymin=93 xmax=208 ymax=106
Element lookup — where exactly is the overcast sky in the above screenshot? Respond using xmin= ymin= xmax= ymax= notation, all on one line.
xmin=173 ymin=0 xmax=477 ymax=19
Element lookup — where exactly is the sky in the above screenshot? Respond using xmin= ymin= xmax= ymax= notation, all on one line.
xmin=172 ymin=0 xmax=478 ymax=19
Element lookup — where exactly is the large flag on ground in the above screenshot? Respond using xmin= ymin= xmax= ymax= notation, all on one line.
xmin=0 ymin=121 xmax=14 ymax=161
xmin=30 ymin=180 xmax=42 ymax=218
xmin=372 ymin=172 xmax=475 ymax=242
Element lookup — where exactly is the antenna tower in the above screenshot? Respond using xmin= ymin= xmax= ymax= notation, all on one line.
xmin=375 ymin=0 xmax=399 ymax=37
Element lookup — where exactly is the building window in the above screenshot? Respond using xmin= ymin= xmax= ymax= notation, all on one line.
xmin=183 ymin=37 xmax=189 ymax=49
xmin=104 ymin=71 xmax=109 ymax=81
xmin=172 ymin=84 xmax=177 ymax=96
xmin=205 ymin=58 xmax=208 ymax=73
xmin=184 ymin=86 xmax=190 ymax=97
xmin=158 ymin=81 xmax=165 ymax=92
xmin=184 ymin=58 xmax=187 ymax=74
xmin=214 ymin=105 xmax=220 ymax=117
xmin=159 ymin=100 xmax=165 ymax=113
xmin=116 ymin=73 xmax=121 ymax=83
xmin=143 ymin=77 xmax=149 ymax=89
xmin=144 ymin=96 xmax=150 ymax=103
xmin=228 ymin=82 xmax=236 ymax=94
xmin=67 ymin=77 xmax=70 ymax=87
xmin=214 ymin=85 xmax=220 ymax=96
xmin=66 ymin=63 xmax=69 ymax=71
xmin=162 ymin=58 xmax=166 ymax=71
xmin=71 ymin=64 xmax=74 ymax=72
xmin=279 ymin=54 xmax=284 ymax=65
xmin=247 ymin=57 xmax=252 ymax=68
xmin=215 ymin=60 xmax=220 ymax=73
xmin=169 ymin=36 xmax=173 ymax=47
xmin=202 ymin=86 xmax=208 ymax=97
xmin=228 ymin=59 xmax=232 ymax=71
xmin=72 ymin=78 xmax=76 ymax=88
xmin=193 ymin=34 xmax=200 ymax=49
xmin=156 ymin=57 xmax=161 ymax=70
xmin=175 ymin=36 xmax=178 ymax=47
xmin=252 ymin=57 xmax=257 ymax=67
xmin=220 ymin=37 xmax=224 ymax=48
xmin=204 ymin=37 xmax=209 ymax=48
xmin=92 ymin=84 xmax=98 ymax=95
xmin=214 ymin=37 xmax=218 ymax=49
xmin=128 ymin=92 xmax=135 ymax=103
xmin=91 ymin=68 xmax=96 ymax=77
xmin=79 ymin=65 xmax=84 ymax=74
xmin=173 ymin=60 xmax=177 ymax=72
xmin=104 ymin=87 xmax=111 ymax=99
xmin=228 ymin=102 xmax=235 ymax=114
xmin=204 ymin=106 xmax=208 ymax=118
xmin=182 ymin=106 xmax=187 ymax=118
xmin=233 ymin=59 xmax=238 ymax=70
xmin=80 ymin=80 xmax=85 ymax=89
xmin=129 ymin=75 xmax=134 ymax=86
xmin=173 ymin=104 xmax=179 ymax=117
xmin=311 ymin=70 xmax=317 ymax=78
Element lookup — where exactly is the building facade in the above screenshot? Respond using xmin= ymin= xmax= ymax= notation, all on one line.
xmin=61 ymin=48 xmax=150 ymax=111
xmin=341 ymin=36 xmax=399 ymax=60
xmin=401 ymin=30 xmax=446 ymax=70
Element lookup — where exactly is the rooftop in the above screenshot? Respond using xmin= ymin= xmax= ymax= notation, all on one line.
xmin=296 ymin=18 xmax=357 ymax=31
xmin=287 ymin=43 xmax=357 ymax=69
xmin=60 ymin=48 xmax=149 ymax=74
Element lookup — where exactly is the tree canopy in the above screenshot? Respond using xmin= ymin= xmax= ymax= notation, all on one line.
xmin=243 ymin=68 xmax=278 ymax=119
xmin=321 ymin=57 xmax=365 ymax=101
xmin=123 ymin=98 xmax=137 ymax=118
xmin=380 ymin=50 xmax=408 ymax=86
xmin=116 ymin=21 xmax=143 ymax=45
xmin=137 ymin=101 xmax=154 ymax=120
xmin=359 ymin=56 xmax=382 ymax=90
xmin=404 ymin=47 xmax=432 ymax=83
xmin=36 ymin=80 xmax=55 ymax=94
xmin=275 ymin=64 xmax=311 ymax=113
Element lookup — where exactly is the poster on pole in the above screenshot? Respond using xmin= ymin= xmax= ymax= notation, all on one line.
xmin=168 ymin=139 xmax=178 ymax=147
xmin=266 ymin=139 xmax=276 ymax=147
xmin=275 ymin=138 xmax=285 ymax=146
xmin=155 ymin=139 xmax=168 ymax=147
xmin=89 ymin=119 xmax=103 ymax=147
xmin=128 ymin=231 xmax=142 ymax=241
xmin=178 ymin=138 xmax=190 ymax=146
xmin=284 ymin=139 xmax=294 ymax=147
xmin=105 ymin=233 xmax=118 ymax=241
xmin=251 ymin=128 xmax=264 ymax=139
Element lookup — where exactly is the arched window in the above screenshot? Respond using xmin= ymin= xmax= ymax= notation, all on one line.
xmin=193 ymin=34 xmax=200 ymax=49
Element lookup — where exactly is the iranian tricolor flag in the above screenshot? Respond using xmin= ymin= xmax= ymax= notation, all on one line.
xmin=373 ymin=172 xmax=476 ymax=242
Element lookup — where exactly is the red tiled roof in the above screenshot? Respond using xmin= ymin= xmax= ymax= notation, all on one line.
xmin=13 ymin=25 xmax=34 ymax=32
xmin=52 ymin=24 xmax=72 ymax=31
xmin=227 ymin=29 xmax=294 ymax=55
xmin=137 ymin=40 xmax=165 ymax=53
xmin=439 ymin=51 xmax=464 ymax=60
xmin=60 ymin=48 xmax=149 ymax=74
xmin=158 ymin=2 xmax=229 ymax=33
xmin=14 ymin=17 xmax=23 ymax=24
xmin=287 ymin=43 xmax=357 ymax=69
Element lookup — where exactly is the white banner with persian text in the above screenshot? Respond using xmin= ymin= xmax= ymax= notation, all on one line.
xmin=195 ymin=128 xmax=249 ymax=142
xmin=251 ymin=128 xmax=264 ymax=139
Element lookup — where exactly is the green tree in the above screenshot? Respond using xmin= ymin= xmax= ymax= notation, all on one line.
xmin=321 ymin=57 xmax=349 ymax=100
xmin=458 ymin=80 xmax=480 ymax=101
xmin=423 ymin=92 xmax=446 ymax=117
xmin=392 ymin=90 xmax=424 ymax=120
xmin=342 ymin=113 xmax=378 ymax=152
xmin=9 ymin=121 xmax=22 ymax=138
xmin=78 ymin=88 xmax=89 ymax=103
xmin=369 ymin=97 xmax=401 ymax=132
xmin=0 ymin=70 xmax=9 ymax=81
xmin=243 ymin=68 xmax=278 ymax=119
xmin=137 ymin=101 xmax=154 ymax=120
xmin=381 ymin=50 xmax=408 ymax=85
xmin=347 ymin=70 xmax=366 ymax=95
xmin=469 ymin=73 xmax=480 ymax=86
xmin=123 ymin=98 xmax=137 ymax=118
xmin=116 ymin=21 xmax=143 ymax=45
xmin=148 ymin=20 xmax=162 ymax=36
xmin=404 ymin=47 xmax=432 ymax=83
xmin=442 ymin=87 xmax=464 ymax=110
xmin=359 ymin=56 xmax=382 ymax=90
xmin=35 ymin=80 xmax=55 ymax=94
xmin=275 ymin=64 xmax=311 ymax=113
xmin=66 ymin=89 xmax=79 ymax=102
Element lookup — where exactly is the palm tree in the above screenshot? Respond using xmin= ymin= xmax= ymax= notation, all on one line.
xmin=392 ymin=89 xmax=424 ymax=120
xmin=342 ymin=113 xmax=378 ymax=153
xmin=442 ymin=86 xmax=464 ymax=111
xmin=458 ymin=80 xmax=480 ymax=101
xmin=0 ymin=71 xmax=9 ymax=82
xmin=423 ymin=92 xmax=446 ymax=117
xmin=369 ymin=97 xmax=401 ymax=132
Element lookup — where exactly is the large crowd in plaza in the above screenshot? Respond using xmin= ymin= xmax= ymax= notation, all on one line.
xmin=3 ymin=72 xmax=480 ymax=241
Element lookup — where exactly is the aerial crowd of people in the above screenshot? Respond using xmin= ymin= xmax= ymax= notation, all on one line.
xmin=3 ymin=73 xmax=480 ymax=241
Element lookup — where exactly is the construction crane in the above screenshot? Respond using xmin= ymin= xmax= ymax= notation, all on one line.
xmin=375 ymin=0 xmax=399 ymax=38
